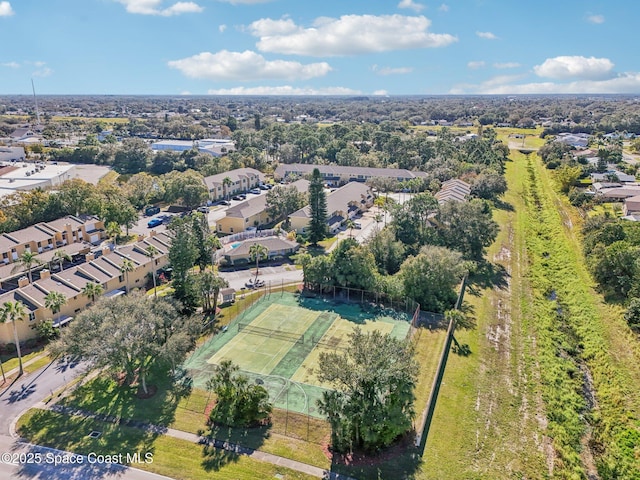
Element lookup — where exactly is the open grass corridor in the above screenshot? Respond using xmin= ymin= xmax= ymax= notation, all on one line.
xmin=423 ymin=149 xmax=640 ymax=479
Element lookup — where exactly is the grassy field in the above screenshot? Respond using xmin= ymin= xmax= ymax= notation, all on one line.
xmin=421 ymin=151 xmax=549 ymax=479
xmin=1 ymin=347 xmax=47 ymax=373
xmin=16 ymin=408 xmax=317 ymax=480
xmin=423 ymin=146 xmax=640 ymax=478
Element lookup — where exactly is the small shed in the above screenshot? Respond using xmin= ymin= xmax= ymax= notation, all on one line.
xmin=219 ymin=287 xmax=236 ymax=305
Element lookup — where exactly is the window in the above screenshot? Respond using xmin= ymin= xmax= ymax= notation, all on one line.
xmin=119 ymin=274 xmax=124 ymax=282
xmin=230 ymin=228 xmax=234 ymax=233
xmin=74 ymin=308 xmax=81 ymax=313
xmin=28 ymin=312 xmax=36 ymax=322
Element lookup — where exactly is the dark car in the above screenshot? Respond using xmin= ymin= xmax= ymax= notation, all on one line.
xmin=232 ymin=195 xmax=244 ymax=201
xmin=219 ymin=200 xmax=231 ymax=206
xmin=147 ymin=217 xmax=162 ymax=228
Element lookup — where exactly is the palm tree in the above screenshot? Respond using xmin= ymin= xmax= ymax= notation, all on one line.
xmin=120 ymin=258 xmax=135 ymax=293
xmin=44 ymin=291 xmax=67 ymax=327
xmin=345 ymin=219 xmax=356 ymax=239
xmin=11 ymin=251 xmax=43 ymax=284
xmin=145 ymin=245 xmax=160 ymax=298
xmin=222 ymin=176 xmax=233 ymax=201
xmin=106 ymin=221 xmax=121 ymax=246
xmin=249 ymin=243 xmax=268 ymax=283
xmin=82 ymin=281 xmax=104 ymax=305
xmin=0 ymin=301 xmax=28 ymax=376
xmin=51 ymin=249 xmax=72 ymax=273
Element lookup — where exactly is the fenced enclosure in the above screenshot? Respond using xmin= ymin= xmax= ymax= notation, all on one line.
xmin=184 ymin=288 xmax=416 ymax=442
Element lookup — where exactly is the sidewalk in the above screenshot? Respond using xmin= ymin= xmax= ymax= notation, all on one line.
xmin=37 ymin=403 xmax=355 ymax=480
xmin=1 ymin=351 xmax=50 ymax=382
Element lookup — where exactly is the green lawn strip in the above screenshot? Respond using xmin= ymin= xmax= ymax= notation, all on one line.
xmin=1 ymin=348 xmax=47 ymax=373
xmin=16 ymin=409 xmax=316 ymax=480
xmin=61 ymin=375 xmax=331 ymax=469
xmin=24 ymin=355 xmax=53 ymax=373
xmin=412 ymin=327 xmax=448 ymax=425
xmin=530 ymin=156 xmax=640 ymax=477
xmin=421 ymin=152 xmax=549 ymax=479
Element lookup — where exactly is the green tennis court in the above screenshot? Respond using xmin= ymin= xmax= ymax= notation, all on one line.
xmin=183 ymin=291 xmax=412 ymax=417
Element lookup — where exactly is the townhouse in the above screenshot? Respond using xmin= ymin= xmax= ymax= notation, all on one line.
xmin=0 ymin=215 xmax=105 ymax=266
xmin=0 ymin=231 xmax=172 ymax=344
xmin=273 ymin=164 xmax=428 ymax=187
xmin=289 ymin=182 xmax=373 ymax=234
xmin=203 ymin=168 xmax=264 ymax=202
xmin=216 ymin=179 xmax=309 ymax=235
xmin=435 ymin=179 xmax=471 ymax=204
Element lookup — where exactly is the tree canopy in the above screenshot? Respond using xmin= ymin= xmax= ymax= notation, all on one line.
xmin=317 ymin=328 xmax=418 ymax=453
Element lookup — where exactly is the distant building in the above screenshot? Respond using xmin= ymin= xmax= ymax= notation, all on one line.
xmin=151 ymin=138 xmax=235 ymax=157
xmin=435 ymin=179 xmax=471 ymax=204
xmin=0 ymin=146 xmax=26 ymax=162
xmin=216 ymin=179 xmax=309 ymax=235
xmin=204 ymin=168 xmax=265 ymax=202
xmin=289 ymin=182 xmax=373 ymax=234
xmin=0 ymin=162 xmax=76 ymax=199
xmin=274 ymin=164 xmax=427 ymax=187
xmin=221 ymin=236 xmax=299 ymax=265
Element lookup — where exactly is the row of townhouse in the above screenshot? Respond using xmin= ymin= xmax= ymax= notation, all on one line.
xmin=0 ymin=231 xmax=172 ymax=344
xmin=216 ymin=180 xmax=310 ymax=234
xmin=435 ymin=179 xmax=471 ymax=204
xmin=203 ymin=168 xmax=264 ymax=202
xmin=290 ymin=182 xmax=374 ymax=234
xmin=273 ymin=164 xmax=428 ymax=187
xmin=0 ymin=215 xmax=105 ymax=266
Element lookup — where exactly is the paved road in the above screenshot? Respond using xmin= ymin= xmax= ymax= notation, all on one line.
xmin=219 ymin=265 xmax=302 ymax=291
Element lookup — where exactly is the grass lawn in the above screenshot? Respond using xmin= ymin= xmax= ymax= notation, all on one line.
xmin=421 ymin=151 xmax=548 ymax=479
xmin=16 ymin=409 xmax=316 ymax=480
xmin=59 ymin=370 xmax=331 ymax=469
xmin=1 ymin=347 xmax=48 ymax=373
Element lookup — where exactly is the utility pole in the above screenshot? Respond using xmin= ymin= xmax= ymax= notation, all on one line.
xmin=31 ymin=79 xmax=41 ymax=125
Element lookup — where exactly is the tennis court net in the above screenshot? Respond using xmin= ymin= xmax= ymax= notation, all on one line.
xmin=237 ymin=322 xmax=305 ymax=344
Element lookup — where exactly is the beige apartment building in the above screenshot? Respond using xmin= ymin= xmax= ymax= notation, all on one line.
xmin=203 ymin=168 xmax=264 ymax=202
xmin=0 ymin=231 xmax=172 ymax=344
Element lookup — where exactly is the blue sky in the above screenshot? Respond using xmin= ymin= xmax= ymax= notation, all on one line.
xmin=1 ymin=0 xmax=638 ymax=95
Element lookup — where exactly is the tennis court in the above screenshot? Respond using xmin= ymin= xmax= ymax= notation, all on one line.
xmin=183 ymin=291 xmax=412 ymax=417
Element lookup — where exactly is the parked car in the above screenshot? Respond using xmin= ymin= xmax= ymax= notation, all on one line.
xmin=144 ymin=205 xmax=160 ymax=216
xmin=219 ymin=200 xmax=231 ymax=206
xmin=259 ymin=184 xmax=269 ymax=190
xmin=249 ymin=188 xmax=261 ymax=194
xmin=197 ymin=206 xmax=210 ymax=213
xmin=354 ymin=222 xmax=362 ymax=229
xmin=232 ymin=195 xmax=244 ymax=201
xmin=147 ymin=217 xmax=162 ymax=228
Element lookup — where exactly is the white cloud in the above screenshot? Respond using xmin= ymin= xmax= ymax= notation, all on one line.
xmin=450 ymin=72 xmax=640 ymax=95
xmin=493 ymin=62 xmax=520 ymax=69
xmin=180 ymin=91 xmax=192 ymax=95
xmin=534 ymin=55 xmax=614 ymax=80
xmin=438 ymin=4 xmax=449 ymax=12
xmin=168 ymin=50 xmax=332 ymax=81
xmin=248 ymin=17 xmax=298 ymax=36
xmin=372 ymin=65 xmax=413 ymax=75
xmin=33 ymin=66 xmax=53 ymax=77
xmin=467 ymin=61 xmax=485 ymax=69
xmin=206 ymin=85 xmax=362 ymax=95
xmin=250 ymin=14 xmax=457 ymax=56
xmin=398 ymin=0 xmax=424 ymax=13
xmin=217 ymin=0 xmax=272 ymax=4
xmin=114 ymin=0 xmax=203 ymax=16
xmin=373 ymin=90 xmax=389 ymax=96
xmin=0 ymin=1 xmax=13 ymax=16
xmin=1 ymin=61 xmax=19 ymax=68
xmin=219 ymin=24 xmax=227 ymax=32
xmin=476 ymin=31 xmax=498 ymax=40
xmin=587 ymin=14 xmax=605 ymax=24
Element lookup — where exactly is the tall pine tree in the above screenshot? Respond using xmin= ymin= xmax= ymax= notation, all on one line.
xmin=308 ymin=168 xmax=327 ymax=245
